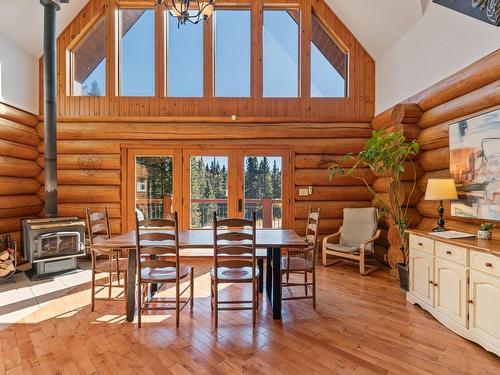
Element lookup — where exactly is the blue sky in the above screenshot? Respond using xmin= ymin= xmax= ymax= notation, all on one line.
xmin=80 ymin=9 xmax=345 ymax=98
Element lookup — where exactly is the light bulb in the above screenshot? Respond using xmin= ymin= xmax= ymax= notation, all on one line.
xmin=200 ymin=2 xmax=214 ymax=18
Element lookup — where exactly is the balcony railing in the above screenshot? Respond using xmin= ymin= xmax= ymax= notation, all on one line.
xmin=136 ymin=196 xmax=281 ymax=228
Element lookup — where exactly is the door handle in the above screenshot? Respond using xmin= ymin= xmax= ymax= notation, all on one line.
xmin=238 ymin=198 xmax=243 ymax=213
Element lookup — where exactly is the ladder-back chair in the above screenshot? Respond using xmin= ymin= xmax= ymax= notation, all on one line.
xmin=135 ymin=212 xmax=194 ymax=328
xmin=211 ymin=211 xmax=258 ymax=328
xmin=86 ymin=207 xmax=128 ymax=312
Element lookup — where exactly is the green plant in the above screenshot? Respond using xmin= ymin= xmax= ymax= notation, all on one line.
xmin=479 ymin=223 xmax=494 ymax=232
xmin=329 ymin=129 xmax=419 ymax=265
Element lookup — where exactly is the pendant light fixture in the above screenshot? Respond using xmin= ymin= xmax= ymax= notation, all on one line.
xmin=155 ymin=0 xmax=215 ymax=26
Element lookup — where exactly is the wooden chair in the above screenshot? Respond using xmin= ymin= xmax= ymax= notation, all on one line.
xmin=86 ymin=207 xmax=128 ymax=312
xmin=135 ymin=212 xmax=194 ymax=328
xmin=282 ymin=207 xmax=320 ymax=308
xmin=211 ymin=211 xmax=258 ymax=328
xmin=322 ymin=207 xmax=380 ymax=275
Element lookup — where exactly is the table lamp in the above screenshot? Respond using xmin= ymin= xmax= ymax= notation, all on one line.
xmin=424 ymin=178 xmax=458 ymax=232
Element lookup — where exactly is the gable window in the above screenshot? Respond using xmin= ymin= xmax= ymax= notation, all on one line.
xmin=119 ymin=9 xmax=155 ymax=96
xmin=71 ymin=15 xmax=106 ymax=96
xmin=310 ymin=12 xmax=347 ymax=97
xmin=167 ymin=10 xmax=204 ymax=97
xmin=263 ymin=9 xmax=299 ymax=98
xmin=214 ymin=9 xmax=251 ymax=97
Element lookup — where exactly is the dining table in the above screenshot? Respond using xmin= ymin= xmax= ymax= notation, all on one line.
xmin=91 ymin=229 xmax=308 ymax=322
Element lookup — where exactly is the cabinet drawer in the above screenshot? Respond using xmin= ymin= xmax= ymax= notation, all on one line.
xmin=435 ymin=242 xmax=468 ymax=266
xmin=410 ymin=235 xmax=434 ymax=254
xmin=470 ymin=250 xmax=500 ymax=277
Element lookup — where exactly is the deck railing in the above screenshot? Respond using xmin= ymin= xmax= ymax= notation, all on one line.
xmin=136 ymin=196 xmax=281 ymax=228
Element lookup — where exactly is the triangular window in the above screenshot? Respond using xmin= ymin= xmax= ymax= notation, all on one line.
xmin=70 ymin=15 xmax=106 ymax=96
xmin=310 ymin=12 xmax=347 ymax=97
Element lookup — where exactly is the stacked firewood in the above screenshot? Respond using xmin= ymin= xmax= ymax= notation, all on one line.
xmin=0 ymin=234 xmax=16 ymax=279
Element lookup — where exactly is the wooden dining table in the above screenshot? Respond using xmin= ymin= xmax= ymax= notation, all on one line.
xmin=91 ymin=229 xmax=308 ymax=322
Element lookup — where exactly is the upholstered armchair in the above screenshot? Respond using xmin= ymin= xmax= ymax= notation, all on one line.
xmin=322 ymin=207 xmax=380 ymax=275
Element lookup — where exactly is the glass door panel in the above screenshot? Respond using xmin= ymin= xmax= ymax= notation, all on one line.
xmin=243 ymin=156 xmax=283 ymax=228
xmin=135 ymin=156 xmax=174 ymax=220
xmin=189 ymin=156 xmax=229 ymax=228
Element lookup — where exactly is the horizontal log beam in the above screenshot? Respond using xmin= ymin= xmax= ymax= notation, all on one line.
xmin=0 ymin=177 xmax=40 ymax=195
xmin=391 ymin=103 xmax=423 ymax=124
xmin=57 ymin=203 xmax=121 ymax=219
xmin=36 ymin=154 xmax=121 ymax=170
xmin=295 ymin=168 xmax=375 ymax=186
xmin=295 ymin=154 xmax=356 ymax=169
xmin=294 ymin=186 xmax=372 ymax=201
xmin=0 ymin=102 xmax=38 ymax=127
xmin=36 ymin=122 xmax=373 ymax=140
xmin=417 ymin=123 xmax=449 ymax=151
xmin=295 ymin=201 xmax=371 ymax=219
xmin=419 ymin=148 xmax=449 ymax=172
xmin=40 ymin=186 xmax=122 ymax=203
xmin=0 ymin=156 xmax=41 ymax=178
xmin=418 ymin=80 xmax=500 ymax=129
xmin=0 ymin=118 xmax=39 ymax=146
xmin=294 ymin=218 xmax=342 ymax=235
xmin=0 ymin=140 xmax=39 ymax=160
xmin=0 ymin=195 xmax=41 ymax=209
xmin=37 ymin=170 xmax=121 ymax=185
xmin=408 ymin=50 xmax=500 ymax=111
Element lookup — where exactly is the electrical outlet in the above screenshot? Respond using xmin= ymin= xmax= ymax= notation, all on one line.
xmin=299 ymin=188 xmax=309 ymax=196
xmin=308 ymin=186 xmax=313 ymax=194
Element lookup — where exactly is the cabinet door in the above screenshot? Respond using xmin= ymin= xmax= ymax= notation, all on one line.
xmin=410 ymin=249 xmax=434 ymax=306
xmin=469 ymin=270 xmax=500 ymax=348
xmin=434 ymin=258 xmax=468 ymax=327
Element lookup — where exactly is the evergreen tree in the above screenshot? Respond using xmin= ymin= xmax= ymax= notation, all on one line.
xmin=87 ymin=80 xmax=101 ymax=96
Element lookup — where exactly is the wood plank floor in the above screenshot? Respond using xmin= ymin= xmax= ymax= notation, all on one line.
xmin=0 ymin=260 xmax=498 ymax=374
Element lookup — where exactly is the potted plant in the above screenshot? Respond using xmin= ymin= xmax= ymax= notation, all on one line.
xmin=477 ymin=223 xmax=494 ymax=240
xmin=329 ymin=129 xmax=419 ymax=290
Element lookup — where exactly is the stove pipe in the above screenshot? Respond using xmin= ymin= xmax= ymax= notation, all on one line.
xmin=40 ymin=0 xmax=61 ymax=218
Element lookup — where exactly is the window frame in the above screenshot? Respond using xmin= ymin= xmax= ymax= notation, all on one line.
xmin=310 ymin=10 xmax=349 ymax=98
xmin=66 ymin=10 xmax=107 ymax=97
xmin=262 ymin=7 xmax=301 ymax=98
xmin=117 ymin=6 xmax=157 ymax=97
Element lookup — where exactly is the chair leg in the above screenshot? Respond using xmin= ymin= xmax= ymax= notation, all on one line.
xmin=190 ymin=268 xmax=194 ymax=311
xmin=312 ymin=268 xmax=317 ymax=310
xmin=304 ymin=271 xmax=308 ymax=296
xmin=210 ymin=278 xmax=214 ymax=311
xmin=90 ymin=266 xmax=96 ymax=312
xmin=359 ymin=253 xmax=366 ymax=275
xmin=214 ymin=281 xmax=218 ymax=328
xmin=322 ymin=248 xmax=327 ymax=266
xmin=123 ymin=271 xmax=128 ymax=312
xmin=137 ymin=282 xmax=142 ymax=328
xmin=176 ymin=283 xmax=180 ymax=328
xmin=252 ymin=279 xmax=256 ymax=328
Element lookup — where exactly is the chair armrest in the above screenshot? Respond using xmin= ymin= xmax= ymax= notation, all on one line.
xmin=359 ymin=230 xmax=381 ymax=253
xmin=322 ymin=227 xmax=342 ymax=246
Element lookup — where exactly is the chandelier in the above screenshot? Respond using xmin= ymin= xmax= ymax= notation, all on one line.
xmin=155 ymin=0 xmax=215 ymax=25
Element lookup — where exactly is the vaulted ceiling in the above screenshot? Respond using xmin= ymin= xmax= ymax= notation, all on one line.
xmin=0 ymin=0 xmax=426 ymax=60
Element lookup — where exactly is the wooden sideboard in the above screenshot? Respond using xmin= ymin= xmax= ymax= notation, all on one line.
xmin=406 ymin=229 xmax=500 ymax=357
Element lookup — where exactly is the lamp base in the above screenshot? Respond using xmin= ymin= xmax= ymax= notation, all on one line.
xmin=432 ymin=226 xmax=448 ymax=232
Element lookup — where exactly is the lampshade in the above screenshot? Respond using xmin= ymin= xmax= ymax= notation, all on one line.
xmin=424 ymin=178 xmax=458 ymax=201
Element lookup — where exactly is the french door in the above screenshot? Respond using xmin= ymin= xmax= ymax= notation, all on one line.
xmin=123 ymin=146 xmax=291 ymax=231
xmin=183 ymin=148 xmax=291 ymax=230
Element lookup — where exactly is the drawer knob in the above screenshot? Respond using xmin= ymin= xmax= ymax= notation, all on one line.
xmin=418 ymin=242 xmax=423 ymax=246
xmin=434 ymin=283 xmax=438 ymax=287
xmin=468 ymin=299 xmax=474 ymax=304
xmin=446 ymin=250 xmax=452 ymax=255
xmin=428 ymin=280 xmax=434 ymax=284
xmin=485 ymin=262 xmax=493 ymax=268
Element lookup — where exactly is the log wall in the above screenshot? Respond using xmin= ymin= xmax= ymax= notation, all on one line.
xmin=0 ymin=102 xmax=41 ymax=242
xmin=35 ymin=121 xmax=374 ymax=237
xmin=374 ymin=49 xmax=500 ymax=242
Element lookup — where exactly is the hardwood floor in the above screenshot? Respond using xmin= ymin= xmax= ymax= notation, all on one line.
xmin=0 ymin=261 xmax=498 ymax=375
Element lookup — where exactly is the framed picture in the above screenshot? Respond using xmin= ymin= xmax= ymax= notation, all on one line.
xmin=449 ymin=108 xmax=500 ymax=221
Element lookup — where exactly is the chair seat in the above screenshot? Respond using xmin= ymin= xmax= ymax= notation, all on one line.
xmin=325 ymin=243 xmax=361 ymax=253
xmin=94 ymin=258 xmax=128 ymax=273
xmin=141 ymin=265 xmax=192 ymax=283
xmin=210 ymin=266 xmax=260 ymax=282
xmin=281 ymin=256 xmax=313 ymax=271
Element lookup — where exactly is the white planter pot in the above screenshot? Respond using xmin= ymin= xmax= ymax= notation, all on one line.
xmin=477 ymin=230 xmax=492 ymax=240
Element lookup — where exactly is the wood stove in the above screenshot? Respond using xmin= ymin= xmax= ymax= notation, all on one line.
xmin=22 ymin=217 xmax=86 ymax=276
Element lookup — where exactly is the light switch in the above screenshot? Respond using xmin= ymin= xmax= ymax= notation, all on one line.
xmin=299 ymin=188 xmax=309 ymax=196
